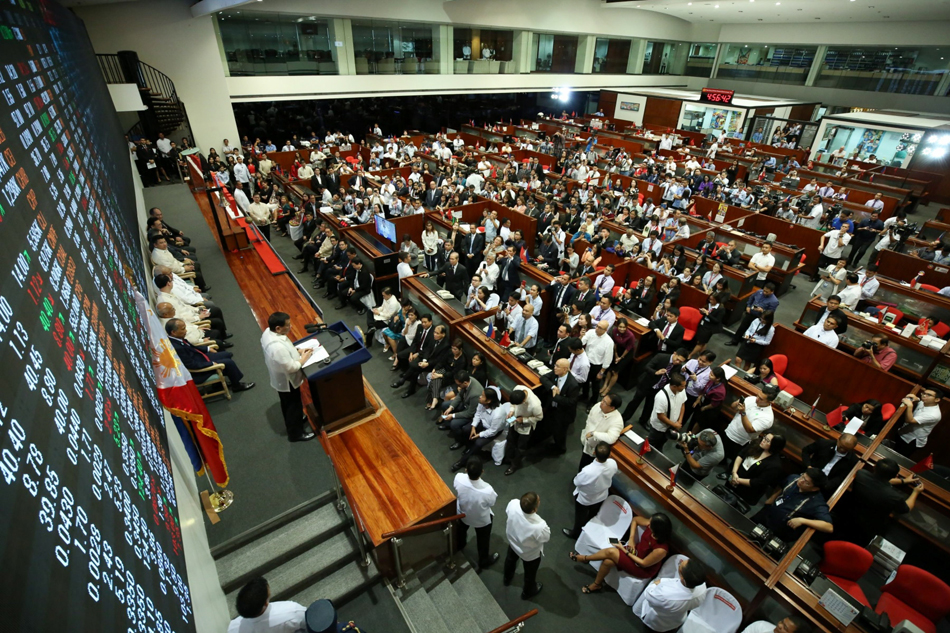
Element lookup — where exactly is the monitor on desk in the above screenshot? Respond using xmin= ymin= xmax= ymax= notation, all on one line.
xmin=374 ymin=215 xmax=397 ymax=243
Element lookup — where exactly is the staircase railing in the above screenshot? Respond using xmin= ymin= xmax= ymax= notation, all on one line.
xmin=320 ymin=428 xmax=371 ymax=567
xmin=96 ymin=53 xmax=189 ymax=139
xmin=381 ymin=513 xmax=466 ymax=587
xmin=484 ymin=609 xmax=539 ymax=633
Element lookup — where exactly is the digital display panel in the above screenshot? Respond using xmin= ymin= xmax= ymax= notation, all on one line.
xmin=374 ymin=214 xmax=396 ymax=243
xmin=700 ymin=87 xmax=735 ymax=105
xmin=0 ymin=3 xmax=195 ymax=633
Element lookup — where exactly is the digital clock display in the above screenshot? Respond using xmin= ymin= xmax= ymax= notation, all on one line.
xmin=0 ymin=4 xmax=195 ymax=633
xmin=700 ymin=88 xmax=736 ymax=105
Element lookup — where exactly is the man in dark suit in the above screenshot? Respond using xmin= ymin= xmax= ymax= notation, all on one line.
xmin=696 ymin=231 xmax=718 ymax=257
xmin=801 ymin=434 xmax=859 ymax=497
xmin=397 ymin=324 xmax=450 ymax=396
xmin=622 ymin=348 xmax=688 ymax=428
xmin=424 ymin=181 xmax=441 ymax=208
xmin=340 ymin=259 xmax=373 ymax=314
xmin=546 ymin=273 xmax=577 ymax=341
xmin=430 ymin=251 xmax=470 ymax=300
xmin=328 ymin=246 xmax=359 ymax=302
xmin=573 ymin=278 xmax=596 ymax=313
xmin=496 ymin=245 xmax=521 ymax=301
xmin=442 ymin=371 xmax=485 ymax=433
xmin=650 ymin=306 xmax=685 ymax=354
xmin=165 ymin=319 xmax=254 ymax=392
xmin=546 ymin=358 xmax=581 ymax=455
xmin=394 ymin=313 xmax=434 ymax=374
xmin=311 ymin=170 xmax=329 ymax=193
xmin=457 ymin=227 xmax=485 ymax=276
xmin=535 ymin=235 xmax=559 ymax=270
xmin=547 ymin=326 xmax=573 ymax=367
xmin=347 ymin=171 xmax=368 ymax=193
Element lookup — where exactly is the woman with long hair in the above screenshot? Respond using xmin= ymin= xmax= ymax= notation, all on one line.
xmin=735 ymin=310 xmax=775 ymax=371
xmin=725 ymin=433 xmax=787 ymax=505
xmin=600 ymin=318 xmax=637 ymax=396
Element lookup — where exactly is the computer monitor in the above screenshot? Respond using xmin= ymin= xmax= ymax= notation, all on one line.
xmin=374 ymin=215 xmax=397 ymax=243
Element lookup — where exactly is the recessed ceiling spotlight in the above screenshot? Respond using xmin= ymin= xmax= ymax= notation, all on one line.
xmin=714 ymin=4 xmax=719 ymax=7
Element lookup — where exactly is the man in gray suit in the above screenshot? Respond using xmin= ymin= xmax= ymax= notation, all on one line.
xmin=439 ymin=371 xmax=484 ymax=433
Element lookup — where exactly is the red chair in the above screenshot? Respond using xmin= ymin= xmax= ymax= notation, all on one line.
xmin=932 ymin=321 xmax=950 ymax=339
xmin=881 ymin=403 xmax=896 ymax=420
xmin=629 ymin=280 xmax=639 ymax=290
xmin=819 ymin=541 xmax=873 ymax=607
xmin=679 ymin=306 xmax=701 ymax=342
xmin=919 ymin=283 xmax=940 ymax=293
xmin=768 ymin=354 xmax=804 ymax=397
xmin=876 ymin=306 xmax=904 ymax=324
xmin=875 ymin=565 xmax=950 ymax=633
xmin=825 ymin=405 xmax=848 ymax=429
xmin=610 ymin=286 xmax=624 ymax=299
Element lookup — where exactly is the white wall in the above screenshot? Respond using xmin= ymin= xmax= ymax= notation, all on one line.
xmin=716 ymin=20 xmax=950 ymax=46
xmin=75 ymin=0 xmax=240 ymax=155
xmin=227 ymin=73 xmax=707 ymax=102
xmin=611 ymin=93 xmax=648 ymax=126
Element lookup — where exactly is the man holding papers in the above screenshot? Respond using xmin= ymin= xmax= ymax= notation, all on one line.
xmin=261 ymin=311 xmax=316 ymax=443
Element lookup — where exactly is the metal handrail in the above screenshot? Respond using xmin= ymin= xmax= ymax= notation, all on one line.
xmin=319 ymin=428 xmax=372 ymax=566
xmin=380 ymin=514 xmax=466 ymax=540
xmin=483 ymin=609 xmax=539 ymax=633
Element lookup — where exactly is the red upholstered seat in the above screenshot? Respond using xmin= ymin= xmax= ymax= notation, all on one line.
xmin=611 ymin=286 xmax=624 ymax=299
xmin=881 ymin=403 xmax=896 ymax=420
xmin=767 ymin=354 xmax=803 ymax=397
xmin=875 ymin=565 xmax=950 ymax=633
xmin=819 ymin=542 xmax=872 ymax=607
xmin=629 ymin=280 xmax=639 ymax=290
xmin=679 ymin=306 xmax=701 ymax=342
xmin=876 ymin=306 xmax=903 ymax=324
xmin=919 ymin=283 xmax=940 ymax=293
xmin=932 ymin=321 xmax=950 ymax=338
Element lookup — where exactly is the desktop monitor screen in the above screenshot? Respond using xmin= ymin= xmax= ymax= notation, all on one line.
xmin=375 ymin=215 xmax=397 ymax=243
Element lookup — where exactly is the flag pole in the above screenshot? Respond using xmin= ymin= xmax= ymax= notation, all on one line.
xmin=182 ymin=412 xmax=233 ymax=512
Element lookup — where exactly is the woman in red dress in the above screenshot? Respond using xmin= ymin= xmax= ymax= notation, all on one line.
xmin=569 ymin=513 xmax=672 ymax=594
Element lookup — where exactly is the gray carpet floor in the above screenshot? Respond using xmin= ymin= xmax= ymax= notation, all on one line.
xmin=148 ymin=181 xmax=937 ymax=632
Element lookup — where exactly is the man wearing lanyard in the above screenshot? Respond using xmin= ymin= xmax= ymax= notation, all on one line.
xmin=727 ymin=283 xmax=779 ymax=346
xmin=681 ymin=351 xmax=716 ymax=412
xmin=687 ymin=366 xmax=727 ymax=432
xmin=593 ymin=265 xmax=616 ymax=298
xmin=589 ymin=296 xmax=617 ymax=329
xmin=855 ymin=265 xmax=880 ymax=304
xmin=752 ymin=469 xmax=834 ymax=542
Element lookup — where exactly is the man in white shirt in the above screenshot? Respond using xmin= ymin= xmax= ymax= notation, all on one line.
xmin=261 ymin=312 xmax=315 ymax=443
xmin=233 ymin=154 xmax=251 ymax=192
xmin=895 ymin=388 xmax=942 ymax=456
xmin=507 ymin=304 xmax=539 ymax=350
xmin=748 ymin=242 xmax=775 ymax=285
xmin=804 ymin=315 xmax=841 ymax=349
xmin=722 ymin=387 xmax=777 ymax=463
xmin=865 ymin=192 xmax=885 ymax=212
xmin=592 ymin=265 xmax=616 ymax=297
xmin=659 ymin=134 xmax=673 ymax=151
xmin=228 ymin=577 xmax=306 ymax=633
xmin=568 ymin=339 xmax=591 ymax=389
xmin=589 ymin=295 xmax=617 ymax=330
xmin=856 ymin=265 xmax=880 ymax=301
xmin=465 ymin=170 xmax=485 ymax=192
xmin=503 ymin=386 xmax=544 ymax=475
xmin=454 ymin=458 xmax=500 ymax=570
xmin=797 ymin=197 xmax=824 ymax=229
xmin=581 ymin=320 xmax=614 ymax=401
xmin=564 ymin=442 xmax=618 ymax=539
xmin=741 ymin=616 xmax=810 ymax=633
xmin=635 ymin=558 xmax=707 ymax=633
xmin=817 ymin=227 xmax=851 ymax=272
xmin=367 ymin=287 xmax=399 ymax=338
xmin=296 ymin=162 xmax=314 ymax=180
xmin=504 ymin=492 xmax=550 ymax=599
xmin=835 ymin=273 xmax=862 ymax=310
xmin=246 ymin=193 xmax=277 ymax=241
xmin=648 ymin=372 xmax=688 ymax=450
xmin=233 ymin=181 xmax=251 ymax=214
xmin=579 ymin=393 xmax=624 ymax=470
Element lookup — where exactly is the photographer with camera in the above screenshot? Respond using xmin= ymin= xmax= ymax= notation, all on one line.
xmin=832 ymin=458 xmax=923 ymax=545
xmin=678 ymin=429 xmax=724 ymax=480
xmin=853 ymin=334 xmax=897 ymax=372
xmin=722 ymin=386 xmax=778 ymax=465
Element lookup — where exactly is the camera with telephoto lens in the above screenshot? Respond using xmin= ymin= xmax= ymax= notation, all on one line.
xmin=667 ymin=429 xmax=696 ymax=444
xmin=894 ymin=221 xmax=919 ymax=241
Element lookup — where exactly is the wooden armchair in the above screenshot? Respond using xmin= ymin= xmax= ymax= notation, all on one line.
xmin=191 ymin=363 xmax=231 ymax=400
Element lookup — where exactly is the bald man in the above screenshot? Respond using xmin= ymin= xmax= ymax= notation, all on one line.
xmin=156 ymin=302 xmax=228 ymax=348
xmin=508 ymin=303 xmax=539 ymax=349
xmin=545 ymin=357 xmax=581 ymax=455
xmin=801 ymin=433 xmax=859 ymax=497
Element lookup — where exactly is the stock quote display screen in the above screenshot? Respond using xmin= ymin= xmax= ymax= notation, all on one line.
xmin=0 ymin=3 xmax=194 ymax=633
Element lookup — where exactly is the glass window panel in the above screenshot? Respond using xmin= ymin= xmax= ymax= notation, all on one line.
xmin=533 ymin=33 xmax=578 ymax=73
xmin=217 ymin=12 xmax=337 ymax=76
xmin=817 ymin=46 xmax=950 ymax=96
xmin=685 ymin=43 xmax=717 ymax=78
xmin=717 ymin=44 xmax=815 ymax=85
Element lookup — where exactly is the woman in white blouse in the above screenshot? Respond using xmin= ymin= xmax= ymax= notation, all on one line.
xmin=702 ymin=262 xmax=724 ymax=295
xmin=421 ymin=221 xmax=441 ymax=271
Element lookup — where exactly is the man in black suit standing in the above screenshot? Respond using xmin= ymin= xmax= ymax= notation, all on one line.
xmin=339 ymin=259 xmax=373 ymax=314
xmin=394 ymin=324 xmax=450 ymax=396
xmin=424 ymin=181 xmax=441 ymax=209
xmin=394 ymin=313 xmax=434 ymax=373
xmin=547 ymin=326 xmax=573 ymax=367
xmin=428 ymin=251 xmax=470 ymax=300
xmin=165 ymin=319 xmax=255 ymax=392
xmin=546 ymin=273 xmax=576 ymax=340
xmin=496 ymin=245 xmax=521 ymax=302
xmin=573 ymin=277 xmax=596 ymax=313
xmin=457 ymin=226 xmax=485 ymax=276
xmin=801 ymin=433 xmax=859 ymax=497
xmin=546 ymin=358 xmax=581 ymax=455
xmin=650 ymin=306 xmax=685 ymax=354
xmin=347 ymin=170 xmax=368 ymax=193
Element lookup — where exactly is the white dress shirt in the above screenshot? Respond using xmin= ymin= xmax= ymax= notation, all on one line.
xmin=800 ymin=203 xmax=823 ymax=229
xmin=508 ymin=313 xmax=539 ymax=348
xmin=454 ymin=473 xmax=498 ymax=529
xmin=505 ymin=498 xmax=550 ymax=561
xmin=900 ymin=402 xmax=942 ymax=447
xmin=261 ymin=328 xmax=305 ymax=392
xmin=857 ymin=272 xmax=880 ymax=300
xmin=582 ymin=329 xmax=614 ymax=368
xmin=650 ymin=385 xmax=688 ymax=433
xmin=510 ymin=386 xmax=543 ymax=435
xmin=234 ymin=188 xmax=250 ymax=214
xmin=580 ymin=404 xmax=624 ymax=455
xmin=636 ymin=579 xmax=707 ymax=632
xmin=170 ymin=274 xmax=204 ymax=304
xmin=821 ymin=229 xmax=851 ymax=259
xmin=569 ymin=352 xmax=591 ymax=384
xmin=157 ymin=291 xmax=200 ymax=323
xmin=150 ymin=247 xmax=185 ymax=275
xmin=573 ymin=458 xmax=618 ymax=506
xmin=749 ymin=252 xmax=775 ymax=282
xmin=232 ymin=162 xmax=249 ymax=183
xmin=589 ymin=304 xmax=617 ymax=328
xmin=804 ymin=323 xmax=840 ymax=348
xmin=836 ymin=283 xmax=862 ymax=310
xmin=593 ymin=273 xmax=615 ymax=296
xmin=473 ymin=402 xmax=510 ymax=439
xmin=375 ymin=295 xmax=400 ymax=322
xmin=724 ymin=395 xmax=774 ymax=446
xmin=227 ymin=601 xmax=306 ymax=633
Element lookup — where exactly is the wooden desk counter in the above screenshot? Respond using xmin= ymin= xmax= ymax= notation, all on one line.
xmin=325 ymin=406 xmax=456 ymax=548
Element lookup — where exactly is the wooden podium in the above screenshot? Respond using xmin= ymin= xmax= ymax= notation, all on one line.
xmin=297 ymin=321 xmax=374 ymax=433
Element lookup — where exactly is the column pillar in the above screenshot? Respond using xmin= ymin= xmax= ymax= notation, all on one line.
xmin=710 ymin=43 xmax=723 ymax=79
xmin=805 ymin=45 xmax=827 ymax=86
xmin=512 ymin=31 xmax=534 ymax=74
xmin=329 ymin=19 xmax=355 ymax=75
xmin=626 ymin=39 xmax=646 ymax=74
xmin=437 ymin=25 xmax=452 ymax=74
xmin=575 ymin=35 xmax=596 ymax=74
